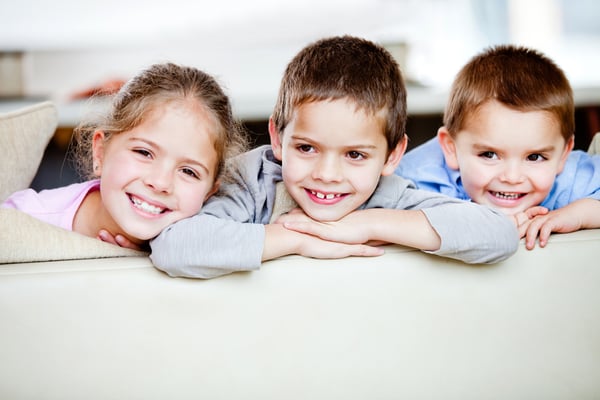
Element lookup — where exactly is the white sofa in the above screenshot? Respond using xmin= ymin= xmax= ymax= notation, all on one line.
xmin=1 ymin=229 xmax=599 ymax=400
xmin=2 ymin=102 xmax=600 ymax=399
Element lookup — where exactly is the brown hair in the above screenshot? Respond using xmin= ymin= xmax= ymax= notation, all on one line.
xmin=271 ymin=35 xmax=407 ymax=152
xmin=444 ymin=44 xmax=574 ymax=141
xmin=72 ymin=62 xmax=248 ymax=182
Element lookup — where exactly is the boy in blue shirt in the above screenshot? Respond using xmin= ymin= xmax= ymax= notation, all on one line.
xmin=396 ymin=45 xmax=600 ymax=250
xmin=150 ymin=36 xmax=519 ymax=279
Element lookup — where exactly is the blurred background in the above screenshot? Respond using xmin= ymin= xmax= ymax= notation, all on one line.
xmin=1 ymin=0 xmax=599 ymax=189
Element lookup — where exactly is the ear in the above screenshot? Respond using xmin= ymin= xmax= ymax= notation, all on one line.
xmin=381 ymin=135 xmax=408 ymax=176
xmin=437 ymin=127 xmax=460 ymax=170
xmin=205 ymin=179 xmax=220 ymax=201
xmin=268 ymin=116 xmax=283 ymax=161
xmin=92 ymin=130 xmax=107 ymax=176
xmin=557 ymin=135 xmax=575 ymax=174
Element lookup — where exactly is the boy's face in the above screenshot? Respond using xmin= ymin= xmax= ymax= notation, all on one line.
xmin=439 ymin=100 xmax=573 ymax=215
xmin=269 ymin=98 xmax=404 ymax=222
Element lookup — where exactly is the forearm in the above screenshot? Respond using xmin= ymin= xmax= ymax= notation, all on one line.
xmin=574 ymin=198 xmax=600 ymax=229
xmin=358 ymin=208 xmax=441 ymax=251
xmin=262 ymin=223 xmax=302 ymax=261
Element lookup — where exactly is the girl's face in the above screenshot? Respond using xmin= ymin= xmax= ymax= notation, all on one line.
xmin=93 ymin=102 xmax=220 ymax=242
xmin=439 ymin=100 xmax=573 ymax=215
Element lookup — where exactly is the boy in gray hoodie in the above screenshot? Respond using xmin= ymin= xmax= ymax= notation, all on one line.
xmin=150 ymin=35 xmax=519 ymax=279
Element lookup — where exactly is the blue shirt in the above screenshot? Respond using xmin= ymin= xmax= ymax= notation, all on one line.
xmin=395 ymin=138 xmax=600 ymax=210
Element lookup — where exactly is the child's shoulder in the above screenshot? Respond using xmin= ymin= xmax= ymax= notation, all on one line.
xmin=3 ymin=180 xmax=99 ymax=209
xmin=565 ymin=149 xmax=600 ymax=172
xmin=1 ymin=179 xmax=100 ymax=230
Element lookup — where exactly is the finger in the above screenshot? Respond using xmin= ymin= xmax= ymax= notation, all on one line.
xmin=351 ymin=245 xmax=385 ymax=257
xmin=115 ymin=235 xmax=143 ymax=251
xmin=514 ymin=213 xmax=529 ymax=227
xmin=537 ymin=222 xmax=556 ymax=248
xmin=98 ymin=230 xmax=118 ymax=245
xmin=526 ymin=206 xmax=549 ymax=218
xmin=524 ymin=221 xmax=543 ymax=250
xmin=283 ymin=221 xmax=320 ymax=236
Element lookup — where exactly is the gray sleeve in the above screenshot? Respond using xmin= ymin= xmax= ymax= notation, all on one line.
xmin=421 ymin=202 xmax=519 ymax=264
xmin=150 ymin=214 xmax=265 ymax=279
xmin=370 ymin=176 xmax=519 ymax=264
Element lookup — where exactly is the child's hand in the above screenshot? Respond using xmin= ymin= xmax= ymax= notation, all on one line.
xmin=263 ymin=222 xmax=384 ymax=261
xmin=280 ymin=209 xmax=374 ymax=245
xmin=98 ymin=229 xmax=144 ymax=251
xmin=294 ymin=232 xmax=385 ymax=259
xmin=274 ymin=208 xmax=313 ymax=224
xmin=521 ymin=198 xmax=600 ymax=250
xmin=513 ymin=206 xmax=549 ymax=238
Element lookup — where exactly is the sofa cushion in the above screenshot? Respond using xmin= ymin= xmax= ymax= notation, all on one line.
xmin=0 ymin=208 xmax=146 ymax=263
xmin=0 ymin=101 xmax=58 ymax=202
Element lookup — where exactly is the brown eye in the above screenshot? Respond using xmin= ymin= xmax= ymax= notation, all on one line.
xmin=181 ymin=167 xmax=199 ymax=179
xmin=479 ymin=151 xmax=497 ymax=160
xmin=347 ymin=151 xmax=365 ymax=160
xmin=297 ymin=144 xmax=314 ymax=153
xmin=527 ymin=154 xmax=545 ymax=162
xmin=134 ymin=149 xmax=152 ymax=158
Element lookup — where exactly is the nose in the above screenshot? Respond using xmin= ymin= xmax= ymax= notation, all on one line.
xmin=312 ymin=154 xmax=342 ymax=182
xmin=500 ymin=161 xmax=525 ymax=184
xmin=144 ymin=163 xmax=174 ymax=193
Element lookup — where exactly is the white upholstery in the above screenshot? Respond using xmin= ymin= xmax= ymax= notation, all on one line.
xmin=1 ymin=229 xmax=599 ymax=399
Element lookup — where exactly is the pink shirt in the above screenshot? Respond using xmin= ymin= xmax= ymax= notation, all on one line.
xmin=1 ymin=180 xmax=100 ymax=231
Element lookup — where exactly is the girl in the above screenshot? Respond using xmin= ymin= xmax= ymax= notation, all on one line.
xmin=2 ymin=62 xmax=247 ymax=250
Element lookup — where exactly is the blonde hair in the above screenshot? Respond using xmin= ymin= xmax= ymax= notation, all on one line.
xmin=72 ymin=62 xmax=248 ymax=182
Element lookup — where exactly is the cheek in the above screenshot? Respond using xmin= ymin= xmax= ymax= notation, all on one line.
xmin=349 ymin=165 xmax=382 ymax=192
xmin=179 ymin=184 xmax=212 ymax=216
xmin=102 ymin=152 xmax=136 ymax=177
xmin=529 ymin=169 xmax=557 ymax=192
xmin=281 ymin=156 xmax=306 ymax=181
xmin=459 ymin=168 xmax=491 ymax=197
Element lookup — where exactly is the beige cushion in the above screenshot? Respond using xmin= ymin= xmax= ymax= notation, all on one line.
xmin=0 ymin=101 xmax=58 ymax=202
xmin=0 ymin=208 xmax=147 ymax=263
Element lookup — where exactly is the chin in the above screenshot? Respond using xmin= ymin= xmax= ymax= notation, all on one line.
xmin=305 ymin=210 xmax=347 ymax=223
xmin=121 ymin=228 xmax=155 ymax=243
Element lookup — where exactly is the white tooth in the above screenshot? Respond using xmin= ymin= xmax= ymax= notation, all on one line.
xmin=326 ymin=193 xmax=335 ymax=200
xmin=316 ymin=192 xmax=325 ymax=199
xmin=132 ymin=197 xmax=163 ymax=214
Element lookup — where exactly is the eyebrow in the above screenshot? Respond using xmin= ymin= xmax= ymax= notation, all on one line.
xmin=472 ymin=142 xmax=556 ymax=154
xmin=290 ymin=135 xmax=379 ymax=150
xmin=130 ymin=137 xmax=211 ymax=175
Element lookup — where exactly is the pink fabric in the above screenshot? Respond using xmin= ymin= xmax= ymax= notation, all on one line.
xmin=1 ymin=180 xmax=100 ymax=231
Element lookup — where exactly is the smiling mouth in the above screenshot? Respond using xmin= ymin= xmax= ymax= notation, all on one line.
xmin=129 ymin=195 xmax=167 ymax=215
xmin=490 ymin=191 xmax=526 ymax=200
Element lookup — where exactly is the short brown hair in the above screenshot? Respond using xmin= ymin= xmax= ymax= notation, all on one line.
xmin=444 ymin=44 xmax=574 ymax=141
xmin=271 ymin=35 xmax=407 ymax=152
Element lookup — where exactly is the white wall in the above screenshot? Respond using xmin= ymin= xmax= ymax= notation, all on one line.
xmin=2 ymin=0 xmax=600 ymax=121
